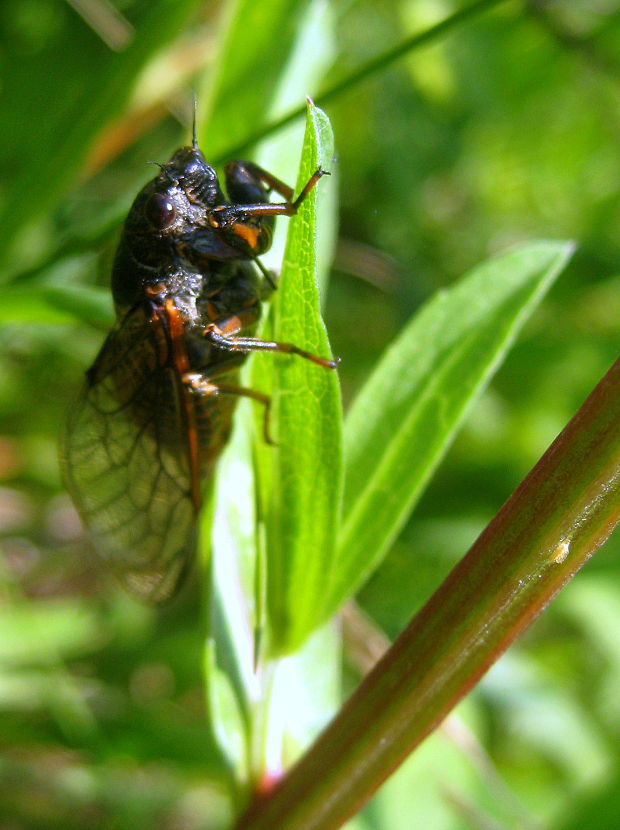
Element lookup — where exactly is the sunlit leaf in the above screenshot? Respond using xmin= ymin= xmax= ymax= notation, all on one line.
xmin=256 ymin=102 xmax=342 ymax=655
xmin=327 ymin=242 xmax=575 ymax=614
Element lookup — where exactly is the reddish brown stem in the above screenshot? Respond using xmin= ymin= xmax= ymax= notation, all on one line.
xmin=235 ymin=356 xmax=620 ymax=830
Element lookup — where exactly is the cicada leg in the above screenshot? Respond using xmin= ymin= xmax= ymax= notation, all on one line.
xmin=223 ymin=162 xmax=329 ymax=216
xmin=184 ymin=372 xmax=275 ymax=445
xmin=201 ymin=308 xmax=339 ymax=370
xmin=208 ymin=167 xmax=331 ymax=259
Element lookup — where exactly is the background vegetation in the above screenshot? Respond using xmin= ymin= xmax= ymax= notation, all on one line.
xmin=1 ymin=0 xmax=620 ymax=827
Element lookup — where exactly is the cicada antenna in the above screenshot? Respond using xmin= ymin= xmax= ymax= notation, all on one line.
xmin=192 ymin=93 xmax=198 ymax=150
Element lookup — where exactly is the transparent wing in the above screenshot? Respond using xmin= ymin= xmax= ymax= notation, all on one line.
xmin=60 ymin=312 xmax=199 ymax=603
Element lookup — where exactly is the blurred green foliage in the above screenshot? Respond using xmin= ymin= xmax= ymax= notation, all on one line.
xmin=1 ymin=0 xmax=620 ymax=827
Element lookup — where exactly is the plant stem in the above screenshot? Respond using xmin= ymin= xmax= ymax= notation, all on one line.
xmin=234 ymin=356 xmax=620 ymax=830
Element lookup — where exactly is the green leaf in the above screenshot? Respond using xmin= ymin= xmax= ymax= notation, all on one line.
xmin=264 ymin=621 xmax=341 ymax=771
xmin=41 ymin=283 xmax=114 ymax=328
xmin=0 ymin=269 xmax=113 ymax=327
xmin=205 ymin=414 xmax=257 ymax=788
xmin=206 ymin=416 xmax=342 ymax=785
xmin=205 ymin=102 xmax=340 ymax=787
xmin=0 ymin=285 xmax=80 ymax=325
xmin=256 ymin=101 xmax=342 ymax=655
xmin=327 ymin=241 xmax=575 ymax=615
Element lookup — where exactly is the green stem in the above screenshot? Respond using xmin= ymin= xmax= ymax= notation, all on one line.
xmin=215 ymin=0 xmax=514 ymax=163
xmin=234 ymin=356 xmax=620 ymax=830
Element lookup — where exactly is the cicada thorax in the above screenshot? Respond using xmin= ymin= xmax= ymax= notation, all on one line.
xmin=92 ymin=275 xmax=260 ymax=516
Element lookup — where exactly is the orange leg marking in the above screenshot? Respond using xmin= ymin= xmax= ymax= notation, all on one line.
xmin=164 ymin=300 xmax=201 ymax=510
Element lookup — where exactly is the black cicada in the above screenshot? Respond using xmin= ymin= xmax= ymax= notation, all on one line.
xmin=61 ymin=135 xmax=336 ymax=602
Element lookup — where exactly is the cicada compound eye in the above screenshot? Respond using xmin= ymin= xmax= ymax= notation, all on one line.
xmin=146 ymin=192 xmax=177 ymax=229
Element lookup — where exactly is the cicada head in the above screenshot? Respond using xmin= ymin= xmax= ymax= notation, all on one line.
xmin=112 ymin=146 xmax=226 ymax=310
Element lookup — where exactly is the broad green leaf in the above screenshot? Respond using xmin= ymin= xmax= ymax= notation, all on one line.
xmin=201 ymin=0 xmax=339 ymax=785
xmin=326 ymin=241 xmax=575 ymax=614
xmin=256 ymin=102 xmax=342 ymax=655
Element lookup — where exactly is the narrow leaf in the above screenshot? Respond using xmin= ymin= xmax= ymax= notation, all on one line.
xmin=205 ymin=103 xmax=340 ymax=785
xmin=41 ymin=283 xmax=114 ymax=328
xmin=257 ymin=102 xmax=342 ymax=655
xmin=329 ymin=242 xmax=575 ymax=614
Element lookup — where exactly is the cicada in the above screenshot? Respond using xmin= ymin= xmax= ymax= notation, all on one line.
xmin=61 ymin=136 xmax=336 ymax=602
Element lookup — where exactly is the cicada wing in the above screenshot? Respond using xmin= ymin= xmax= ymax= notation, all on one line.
xmin=60 ymin=318 xmax=199 ymax=603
